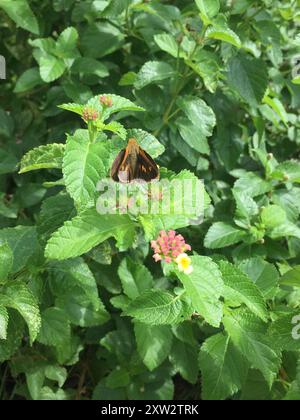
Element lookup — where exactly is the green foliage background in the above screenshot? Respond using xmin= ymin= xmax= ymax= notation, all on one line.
xmin=1 ymin=0 xmax=300 ymax=400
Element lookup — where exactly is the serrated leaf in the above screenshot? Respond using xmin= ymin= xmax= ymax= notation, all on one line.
xmin=0 ymin=0 xmax=39 ymax=34
xmin=135 ymin=61 xmax=175 ymax=89
xmin=228 ymin=55 xmax=268 ymax=107
xmin=199 ymin=333 xmax=248 ymax=400
xmin=39 ymin=54 xmax=66 ymax=83
xmin=0 ymin=226 xmax=38 ymax=273
xmin=170 ymin=338 xmax=199 ymax=384
xmin=0 ymin=306 xmax=9 ymax=339
xmin=0 ymin=242 xmax=13 ymax=282
xmin=223 ymin=309 xmax=281 ymax=386
xmin=71 ymin=57 xmax=109 ymax=78
xmin=238 ymin=258 xmax=279 ymax=299
xmin=195 ymin=0 xmax=220 ymax=19
xmin=206 ymin=26 xmax=241 ymax=48
xmin=63 ymin=130 xmax=107 ymax=208
xmin=118 ymin=258 xmax=153 ymax=300
xmin=233 ymin=173 xmax=273 ymax=197
xmin=176 ymin=256 xmax=224 ymax=327
xmin=37 ymin=194 xmax=75 ymax=242
xmin=0 ymin=282 xmax=41 ymax=344
xmin=219 ymin=261 xmax=268 ymax=321
xmin=154 ymin=33 xmax=179 ymax=58
xmin=37 ymin=307 xmax=71 ymax=347
xmin=271 ymin=161 xmax=300 ymax=183
xmin=268 ymin=311 xmax=300 ymax=351
xmin=45 ymin=210 xmax=136 ymax=260
xmin=177 ymin=96 xmax=216 ymax=140
xmin=14 ymin=68 xmax=43 ymax=93
xmin=86 ymin=94 xmax=144 ymax=122
xmin=125 ymin=289 xmax=191 ymax=325
xmin=205 ymin=222 xmax=247 ymax=249
xmin=134 ymin=322 xmax=173 ymax=371
xmin=0 ymin=311 xmax=24 ymax=362
xmin=280 ymin=265 xmax=300 ymax=288
xmin=19 ymin=143 xmax=65 ymax=173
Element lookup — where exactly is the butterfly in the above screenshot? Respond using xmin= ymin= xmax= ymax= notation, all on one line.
xmin=111 ymin=138 xmax=159 ymax=183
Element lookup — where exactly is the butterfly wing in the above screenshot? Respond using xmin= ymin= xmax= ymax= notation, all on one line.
xmin=111 ymin=149 xmax=126 ymax=182
xmin=135 ymin=148 xmax=159 ymax=182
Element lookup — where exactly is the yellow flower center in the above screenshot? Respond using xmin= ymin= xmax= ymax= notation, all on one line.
xmin=179 ymin=256 xmax=190 ymax=270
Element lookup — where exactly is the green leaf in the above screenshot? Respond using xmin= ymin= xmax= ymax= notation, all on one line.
xmin=0 ymin=243 xmax=13 ymax=282
xmin=223 ymin=309 xmax=281 ymax=386
xmin=134 ymin=322 xmax=173 ymax=371
xmin=195 ymin=0 xmax=220 ymax=19
xmin=0 ymin=311 xmax=24 ymax=362
xmin=135 ymin=61 xmax=175 ymax=89
xmin=37 ymin=194 xmax=75 ymax=242
xmin=261 ymin=205 xmax=287 ymax=229
xmin=268 ymin=311 xmax=300 ymax=351
xmin=71 ymin=58 xmax=109 ymax=78
xmin=0 ymin=149 xmax=18 ymax=174
xmin=0 ymin=282 xmax=41 ymax=344
xmin=62 ymin=130 xmax=107 ymax=208
xmin=106 ymin=367 xmax=130 ymax=389
xmin=56 ymin=288 xmax=109 ymax=327
xmin=238 ymin=258 xmax=279 ymax=299
xmin=228 ymin=55 xmax=268 ymax=107
xmin=19 ymin=143 xmax=65 ymax=173
xmin=86 ymin=94 xmax=144 ymax=122
xmin=219 ymin=261 xmax=268 ymax=321
xmin=125 ymin=289 xmax=191 ymax=325
xmin=45 ymin=365 xmax=67 ymax=388
xmin=170 ymin=338 xmax=199 ymax=384
xmin=280 ymin=265 xmax=300 ymax=288
xmin=205 ymin=222 xmax=247 ymax=249
xmin=37 ymin=307 xmax=71 ymax=347
xmin=206 ymin=26 xmax=241 ymax=48
xmin=176 ymin=256 xmax=224 ymax=327
xmin=154 ymin=33 xmax=179 ymax=58
xmin=233 ymin=173 xmax=273 ymax=197
xmin=102 ymin=0 xmax=130 ymax=17
xmin=271 ymin=161 xmax=300 ymax=183
xmin=14 ymin=68 xmax=43 ymax=93
xmin=45 ymin=210 xmax=136 ymax=260
xmin=81 ymin=22 xmax=124 ymax=59
xmin=0 ymin=226 xmax=38 ymax=273
xmin=199 ymin=333 xmax=248 ymax=400
xmin=177 ymin=117 xmax=210 ymax=154
xmin=177 ymin=96 xmax=216 ymax=141
xmin=55 ymin=27 xmax=78 ymax=58
xmin=0 ymin=306 xmax=9 ymax=339
xmin=0 ymin=0 xmax=39 ymax=34
xmin=39 ymin=54 xmax=66 ymax=83
xmin=118 ymin=258 xmax=153 ymax=300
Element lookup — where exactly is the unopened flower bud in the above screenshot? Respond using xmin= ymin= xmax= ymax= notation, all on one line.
xmin=82 ymin=107 xmax=98 ymax=122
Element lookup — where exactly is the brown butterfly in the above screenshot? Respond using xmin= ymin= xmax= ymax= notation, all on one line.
xmin=111 ymin=138 xmax=159 ymax=183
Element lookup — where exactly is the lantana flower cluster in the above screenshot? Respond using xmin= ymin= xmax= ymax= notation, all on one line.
xmin=82 ymin=107 xmax=98 ymax=122
xmin=151 ymin=230 xmax=193 ymax=274
xmin=99 ymin=95 xmax=113 ymax=107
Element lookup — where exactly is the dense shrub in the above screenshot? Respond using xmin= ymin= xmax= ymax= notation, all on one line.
xmin=0 ymin=0 xmax=300 ymax=400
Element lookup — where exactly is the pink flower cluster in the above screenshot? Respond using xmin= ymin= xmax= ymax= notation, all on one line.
xmin=99 ymin=95 xmax=113 ymax=107
xmin=82 ymin=107 xmax=98 ymax=122
xmin=151 ymin=230 xmax=191 ymax=264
